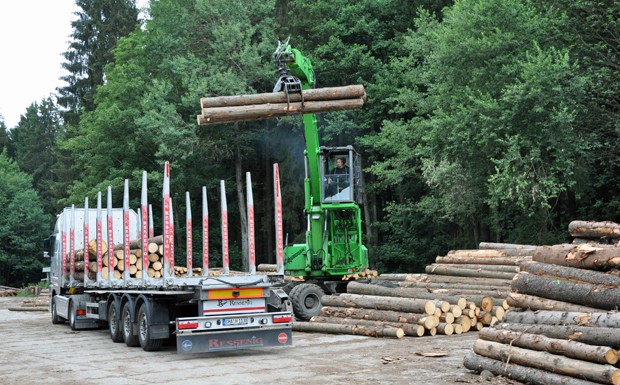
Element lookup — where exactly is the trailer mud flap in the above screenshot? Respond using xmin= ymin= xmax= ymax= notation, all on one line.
xmin=177 ymin=328 xmax=292 ymax=354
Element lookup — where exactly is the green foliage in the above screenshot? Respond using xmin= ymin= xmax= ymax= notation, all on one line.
xmin=0 ymin=152 xmax=48 ymax=286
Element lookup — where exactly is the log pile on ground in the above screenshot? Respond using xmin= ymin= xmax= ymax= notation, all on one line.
xmin=0 ymin=285 xmax=19 ymax=297
xmin=569 ymin=220 xmax=620 ymax=245
xmin=465 ymin=237 xmax=620 ymax=385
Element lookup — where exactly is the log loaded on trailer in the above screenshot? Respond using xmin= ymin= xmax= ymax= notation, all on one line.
xmin=45 ymin=163 xmax=293 ymax=354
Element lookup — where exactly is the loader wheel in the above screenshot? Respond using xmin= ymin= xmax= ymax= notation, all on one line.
xmin=289 ymin=283 xmax=324 ymax=321
xmin=108 ymin=302 xmax=124 ymax=343
xmin=51 ymin=296 xmax=64 ymax=325
xmin=122 ymin=303 xmax=139 ymax=347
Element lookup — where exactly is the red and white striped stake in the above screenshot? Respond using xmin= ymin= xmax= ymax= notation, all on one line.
xmin=246 ymin=172 xmax=256 ymax=274
xmin=186 ymin=191 xmax=192 ymax=276
xmin=141 ymin=171 xmax=148 ymax=283
xmin=84 ymin=197 xmax=89 ymax=283
xmin=220 ymin=180 xmax=229 ymax=275
xmin=163 ymin=162 xmax=171 ymax=281
xmin=202 ymin=187 xmax=209 ymax=276
xmin=170 ymin=197 xmax=175 ymax=273
xmin=96 ymin=192 xmax=103 ymax=282
xmin=70 ymin=205 xmax=76 ymax=283
xmin=148 ymin=204 xmax=154 ymax=239
xmin=274 ymin=164 xmax=284 ymax=274
xmin=61 ymin=215 xmax=66 ymax=283
xmin=123 ymin=179 xmax=131 ymax=282
xmin=107 ymin=186 xmax=115 ymax=282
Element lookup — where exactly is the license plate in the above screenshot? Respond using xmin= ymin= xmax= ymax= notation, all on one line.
xmin=222 ymin=317 xmax=249 ymax=326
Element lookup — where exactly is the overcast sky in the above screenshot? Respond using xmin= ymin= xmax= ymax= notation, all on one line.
xmin=0 ymin=1 xmax=78 ymax=129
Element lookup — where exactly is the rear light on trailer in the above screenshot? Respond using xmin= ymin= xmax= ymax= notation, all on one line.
xmin=178 ymin=321 xmax=199 ymax=330
xmin=272 ymin=315 xmax=292 ymax=324
xmin=77 ymin=309 xmax=86 ymax=316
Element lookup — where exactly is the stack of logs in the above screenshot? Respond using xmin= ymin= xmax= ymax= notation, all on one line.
xmin=66 ymin=235 xmax=202 ymax=281
xmin=0 ymin=285 xmax=19 ymax=297
xmin=465 ymin=221 xmax=620 ymax=385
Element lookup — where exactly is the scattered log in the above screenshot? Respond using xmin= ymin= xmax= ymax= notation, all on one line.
xmin=479 ymin=327 xmax=618 ymax=365
xmin=533 ymin=243 xmax=620 ymax=270
xmin=520 ymin=261 xmax=620 ymax=286
xmin=463 ymin=351 xmax=601 ymax=385
xmin=425 ymin=265 xmax=516 ymax=280
xmin=319 ymin=306 xmax=438 ymax=329
xmin=496 ymin=322 xmax=620 ymax=348
xmin=506 ymin=292 xmax=606 ymax=312
xmin=511 ymin=271 xmax=620 ymax=311
xmin=310 ymin=316 xmax=425 ymax=337
xmin=503 ymin=310 xmax=620 ymax=328
xmin=292 ymin=321 xmax=405 ymax=338
xmin=473 ymin=339 xmax=620 ymax=384
xmin=320 ymin=293 xmax=436 ymax=315
xmin=569 ymin=220 xmax=620 ymax=239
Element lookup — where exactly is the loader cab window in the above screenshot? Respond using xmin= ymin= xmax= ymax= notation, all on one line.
xmin=320 ymin=147 xmax=362 ymax=204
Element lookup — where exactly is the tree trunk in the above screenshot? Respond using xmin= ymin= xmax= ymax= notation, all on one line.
xmin=478 ymin=242 xmax=537 ymax=250
xmin=436 ymin=255 xmax=531 ymax=265
xmin=503 ymin=310 xmax=620 ymax=328
xmin=320 ymin=306 xmax=438 ymax=329
xmin=532 ymin=243 xmax=620 ymax=270
xmin=473 ymin=339 xmax=620 ymax=384
xmin=403 ymin=275 xmax=513 ymax=287
xmin=200 ymin=85 xmax=366 ymax=108
xmin=496 ymin=322 xmax=620 ymax=348
xmin=425 ymin=265 xmax=516 ymax=280
xmin=479 ymin=327 xmax=618 ymax=365
xmin=520 ymin=261 xmax=620 ymax=286
xmin=310 ymin=316 xmax=425 ymax=337
xmin=292 ymin=321 xmax=404 ymax=338
xmin=235 ymin=138 xmax=248 ymax=273
xmin=506 ymin=292 xmax=607 ymax=312
xmin=463 ymin=351 xmax=601 ymax=385
xmin=428 ymin=263 xmax=519 ymax=273
xmin=511 ymin=271 xmax=620 ymax=311
xmin=568 ymin=220 xmax=620 ymax=239
xmin=320 ymin=293 xmax=436 ymax=315
xmin=447 ymin=249 xmax=508 ymax=258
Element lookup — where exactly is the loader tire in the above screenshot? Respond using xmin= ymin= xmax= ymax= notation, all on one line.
xmin=289 ymin=283 xmax=324 ymax=321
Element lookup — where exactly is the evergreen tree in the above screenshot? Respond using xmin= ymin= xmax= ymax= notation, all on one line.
xmin=0 ymin=117 xmax=11 ymax=156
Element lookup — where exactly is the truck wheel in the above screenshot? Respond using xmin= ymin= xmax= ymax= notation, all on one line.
xmin=289 ymin=283 xmax=325 ymax=321
xmin=107 ymin=302 xmax=124 ymax=343
xmin=137 ymin=303 xmax=163 ymax=351
xmin=69 ymin=300 xmax=78 ymax=330
xmin=122 ymin=303 xmax=139 ymax=347
xmin=51 ymin=296 xmax=64 ymax=325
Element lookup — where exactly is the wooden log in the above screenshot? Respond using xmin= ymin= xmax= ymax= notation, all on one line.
xmin=511 ymin=271 xmax=620 ymax=311
xmin=319 ymin=306 xmax=438 ymax=329
xmin=152 ymin=261 xmax=163 ymax=271
xmin=435 ymin=255 xmax=531 ymax=265
xmin=292 ymin=321 xmax=404 ymax=338
xmin=428 ymin=263 xmax=519 ymax=273
xmin=310 ymin=316 xmax=425 ymax=337
xmin=436 ymin=323 xmax=453 ymax=335
xmin=439 ymin=312 xmax=454 ymax=325
xmin=198 ymin=98 xmax=366 ymax=125
xmin=148 ymin=242 xmax=160 ymax=254
xmin=447 ymin=249 xmax=507 ymax=258
xmin=88 ymin=239 xmax=108 ymax=256
xmin=473 ymin=339 xmax=620 ymax=384
xmin=463 ymin=351 xmax=601 ymax=385
xmin=533 ymin=243 xmax=620 ymax=270
xmin=497 ymin=322 xmax=620 ymax=348
xmin=201 ymin=85 xmax=366 ymax=108
xmin=569 ymin=220 xmax=620 ymax=239
xmin=257 ymin=264 xmax=277 ymax=272
xmin=402 ymin=275 xmax=513 ymax=287
xmin=399 ymin=281 xmax=510 ymax=292
xmin=507 ymin=292 xmax=606 ymax=312
xmin=479 ymin=327 xmax=619 ymax=365
xmin=521 ymin=261 xmax=620 ymax=286
xmin=455 ymin=316 xmax=471 ymax=332
xmin=478 ymin=242 xmax=537 ymax=250
xmin=114 ymin=235 xmax=164 ymax=251
xmin=503 ymin=310 xmax=620 ymax=328
xmin=320 ymin=293 xmax=436 ymax=315
xmin=425 ymin=265 xmax=516 ymax=280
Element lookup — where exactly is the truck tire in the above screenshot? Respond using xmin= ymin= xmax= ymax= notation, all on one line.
xmin=107 ymin=302 xmax=124 ymax=343
xmin=137 ymin=303 xmax=163 ymax=351
xmin=69 ymin=300 xmax=78 ymax=331
xmin=289 ymin=283 xmax=325 ymax=321
xmin=122 ymin=303 xmax=139 ymax=347
xmin=51 ymin=296 xmax=64 ymax=325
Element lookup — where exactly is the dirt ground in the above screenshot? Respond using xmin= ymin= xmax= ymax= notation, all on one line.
xmin=0 ymin=296 xmax=521 ymax=385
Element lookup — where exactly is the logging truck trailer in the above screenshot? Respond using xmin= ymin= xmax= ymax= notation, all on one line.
xmin=44 ymin=166 xmax=293 ymax=354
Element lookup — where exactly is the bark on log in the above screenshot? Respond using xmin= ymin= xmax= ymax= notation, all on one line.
xmin=533 ymin=243 xmax=620 ymax=270
xmin=463 ymin=351 xmax=601 ymax=385
xmin=521 ymin=261 xmax=620 ymax=286
xmin=435 ymin=256 xmax=531 ymax=265
xmin=447 ymin=249 xmax=508 ymax=258
xmin=506 ymin=292 xmax=606 ymax=312
xmin=478 ymin=242 xmax=537 ymax=250
xmin=479 ymin=327 xmax=618 ymax=365
xmin=310 ymin=316 xmax=425 ymax=337
xmin=257 ymin=264 xmax=277 ymax=272
xmin=200 ymin=85 xmax=366 ymax=108
xmin=399 ymin=281 xmax=510 ymax=292
xmin=569 ymin=220 xmax=620 ymax=239
xmin=198 ymin=98 xmax=365 ymax=125
xmin=428 ymin=263 xmax=519 ymax=273
xmin=114 ymin=235 xmax=164 ymax=251
xmin=496 ymin=322 xmax=620 ymax=348
xmin=425 ymin=265 xmax=516 ymax=280
xmin=320 ymin=293 xmax=436 ymax=315
xmin=473 ymin=339 xmax=620 ymax=384
xmin=503 ymin=310 xmax=620 ymax=328
xmin=403 ymin=275 xmax=513 ymax=287
xmin=319 ymin=306 xmax=438 ymax=329
xmin=292 ymin=321 xmax=405 ymax=338
xmin=511 ymin=271 xmax=620 ymax=311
